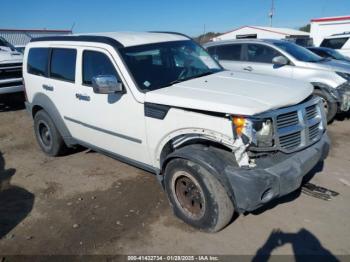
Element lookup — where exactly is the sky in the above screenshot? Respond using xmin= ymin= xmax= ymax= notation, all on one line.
xmin=1 ymin=0 xmax=350 ymax=36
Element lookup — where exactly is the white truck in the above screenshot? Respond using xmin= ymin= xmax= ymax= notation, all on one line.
xmin=0 ymin=37 xmax=23 ymax=94
xmin=23 ymin=32 xmax=330 ymax=232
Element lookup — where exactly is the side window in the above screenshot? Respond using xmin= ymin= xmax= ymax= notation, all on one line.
xmin=82 ymin=50 xmax=118 ymax=86
xmin=27 ymin=48 xmax=49 ymax=76
xmin=50 ymin=48 xmax=77 ymax=82
xmin=215 ymin=44 xmax=242 ymax=61
xmin=246 ymin=44 xmax=281 ymax=63
xmin=321 ymin=37 xmax=349 ymax=49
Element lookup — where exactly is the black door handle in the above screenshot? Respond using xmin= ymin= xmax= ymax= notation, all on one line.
xmin=75 ymin=93 xmax=90 ymax=101
xmin=243 ymin=66 xmax=253 ymax=72
xmin=42 ymin=84 xmax=54 ymax=91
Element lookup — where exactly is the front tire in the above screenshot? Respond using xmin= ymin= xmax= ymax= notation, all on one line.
xmin=164 ymin=158 xmax=234 ymax=232
xmin=34 ymin=110 xmax=67 ymax=156
xmin=313 ymin=89 xmax=337 ymax=123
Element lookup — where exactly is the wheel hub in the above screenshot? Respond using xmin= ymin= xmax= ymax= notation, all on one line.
xmin=174 ymin=174 xmax=205 ymax=219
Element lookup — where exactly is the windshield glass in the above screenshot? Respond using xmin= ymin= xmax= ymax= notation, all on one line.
xmin=274 ymin=41 xmax=323 ymax=62
xmin=325 ymin=49 xmax=348 ymax=60
xmin=119 ymin=40 xmax=222 ymax=91
xmin=0 ymin=37 xmax=16 ymax=51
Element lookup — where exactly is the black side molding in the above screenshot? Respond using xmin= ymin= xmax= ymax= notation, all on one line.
xmin=30 ymin=35 xmax=124 ymax=49
xmin=144 ymin=103 xmax=170 ymax=120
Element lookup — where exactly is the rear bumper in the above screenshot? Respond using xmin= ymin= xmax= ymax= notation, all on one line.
xmin=226 ymin=132 xmax=330 ymax=212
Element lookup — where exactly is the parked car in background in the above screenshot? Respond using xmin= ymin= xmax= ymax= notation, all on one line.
xmin=204 ymin=39 xmax=350 ymax=122
xmin=0 ymin=36 xmax=23 ymax=94
xmin=23 ymin=32 xmax=329 ymax=232
xmin=308 ymin=47 xmax=350 ymax=63
xmin=320 ymin=32 xmax=350 ymax=57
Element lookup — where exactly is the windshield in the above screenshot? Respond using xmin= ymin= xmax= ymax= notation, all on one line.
xmin=274 ymin=41 xmax=323 ymax=62
xmin=0 ymin=37 xmax=16 ymax=51
xmin=325 ymin=49 xmax=349 ymax=60
xmin=119 ymin=40 xmax=222 ymax=91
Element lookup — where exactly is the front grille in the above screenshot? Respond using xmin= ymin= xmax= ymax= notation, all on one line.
xmin=274 ymin=97 xmax=324 ymax=153
xmin=0 ymin=80 xmax=22 ymax=88
xmin=0 ymin=63 xmax=22 ymax=80
xmin=276 ymin=111 xmax=299 ymax=129
xmin=309 ymin=123 xmax=321 ymax=142
xmin=306 ymin=105 xmax=318 ymax=120
xmin=252 ymin=96 xmax=325 ymax=153
xmin=279 ymin=131 xmax=302 ymax=150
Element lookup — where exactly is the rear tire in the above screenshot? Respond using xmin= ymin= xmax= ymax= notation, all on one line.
xmin=164 ymin=158 xmax=234 ymax=232
xmin=34 ymin=110 xmax=67 ymax=156
xmin=313 ymin=89 xmax=337 ymax=123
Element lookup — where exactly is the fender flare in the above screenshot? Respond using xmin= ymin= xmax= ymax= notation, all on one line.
xmin=29 ymin=93 xmax=74 ymax=146
xmin=160 ymin=144 xmax=238 ymax=206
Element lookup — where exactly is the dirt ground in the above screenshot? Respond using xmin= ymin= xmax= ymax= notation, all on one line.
xmin=0 ymin=93 xmax=350 ymax=258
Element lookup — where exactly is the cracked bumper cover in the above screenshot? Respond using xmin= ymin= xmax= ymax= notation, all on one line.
xmin=226 ymin=132 xmax=330 ymax=212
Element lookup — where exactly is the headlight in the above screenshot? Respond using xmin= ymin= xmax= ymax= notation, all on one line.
xmin=336 ymin=72 xmax=350 ymax=81
xmin=232 ymin=116 xmax=274 ymax=147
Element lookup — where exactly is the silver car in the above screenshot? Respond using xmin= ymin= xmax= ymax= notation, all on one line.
xmin=204 ymin=39 xmax=350 ymax=122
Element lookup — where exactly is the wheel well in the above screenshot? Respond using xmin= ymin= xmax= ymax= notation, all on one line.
xmin=32 ymin=105 xmax=43 ymax=117
xmin=160 ymin=137 xmax=232 ymax=174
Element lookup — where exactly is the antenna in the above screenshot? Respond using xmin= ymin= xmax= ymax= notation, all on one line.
xmin=269 ymin=0 xmax=275 ymax=27
xmin=70 ymin=22 xmax=76 ymax=33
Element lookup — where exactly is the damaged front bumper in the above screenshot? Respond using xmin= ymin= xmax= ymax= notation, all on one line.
xmin=225 ymin=132 xmax=330 ymax=213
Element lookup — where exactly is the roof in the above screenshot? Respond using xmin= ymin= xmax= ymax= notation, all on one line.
xmin=311 ymin=15 xmax=350 ymax=23
xmin=78 ymin=32 xmax=189 ymax=47
xmin=0 ymin=28 xmax=72 ymax=46
xmin=215 ymin=26 xmax=309 ymax=38
xmin=30 ymin=32 xmax=190 ymax=47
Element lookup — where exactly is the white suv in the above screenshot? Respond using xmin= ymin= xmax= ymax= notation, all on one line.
xmin=23 ymin=32 xmax=329 ymax=232
xmin=0 ymin=37 xmax=23 ymax=94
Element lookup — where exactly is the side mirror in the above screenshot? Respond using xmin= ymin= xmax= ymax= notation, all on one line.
xmin=92 ymin=75 xmax=123 ymax=94
xmin=272 ymin=56 xmax=288 ymax=66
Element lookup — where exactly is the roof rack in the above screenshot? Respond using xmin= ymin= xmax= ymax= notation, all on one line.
xmin=331 ymin=32 xmax=350 ymax=36
xmin=149 ymin=31 xmax=192 ymax=40
xmin=30 ymin=35 xmax=124 ymax=48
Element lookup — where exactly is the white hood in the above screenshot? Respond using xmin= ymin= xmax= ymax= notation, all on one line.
xmin=145 ymin=71 xmax=313 ymax=116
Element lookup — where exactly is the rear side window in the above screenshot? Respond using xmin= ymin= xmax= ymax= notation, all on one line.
xmin=50 ymin=48 xmax=77 ymax=82
xmin=215 ymin=44 xmax=242 ymax=61
xmin=27 ymin=48 xmax=49 ymax=76
xmin=321 ymin=37 xmax=349 ymax=49
xmin=82 ymin=51 xmax=118 ymax=86
xmin=246 ymin=44 xmax=281 ymax=63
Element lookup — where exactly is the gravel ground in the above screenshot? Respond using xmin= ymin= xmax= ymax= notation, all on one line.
xmin=0 ymin=93 xmax=349 ymax=258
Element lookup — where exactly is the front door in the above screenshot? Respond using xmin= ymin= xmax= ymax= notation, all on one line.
xmin=64 ymin=47 xmax=150 ymax=164
xmin=240 ymin=43 xmax=294 ymax=78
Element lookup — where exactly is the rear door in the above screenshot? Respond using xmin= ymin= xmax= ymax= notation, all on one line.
xmin=240 ymin=43 xmax=294 ymax=78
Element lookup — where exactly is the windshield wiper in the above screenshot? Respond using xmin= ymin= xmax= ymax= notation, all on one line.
xmin=160 ymin=71 xmax=216 ymax=89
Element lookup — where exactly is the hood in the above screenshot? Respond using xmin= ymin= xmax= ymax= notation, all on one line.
xmin=0 ymin=49 xmax=23 ymax=64
xmin=145 ymin=71 xmax=313 ymax=116
xmin=303 ymin=59 xmax=350 ymax=73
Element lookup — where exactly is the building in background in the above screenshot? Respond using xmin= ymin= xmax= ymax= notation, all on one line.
xmin=0 ymin=28 xmax=72 ymax=51
xmin=211 ymin=26 xmax=310 ymax=46
xmin=310 ymin=15 xmax=350 ymax=46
